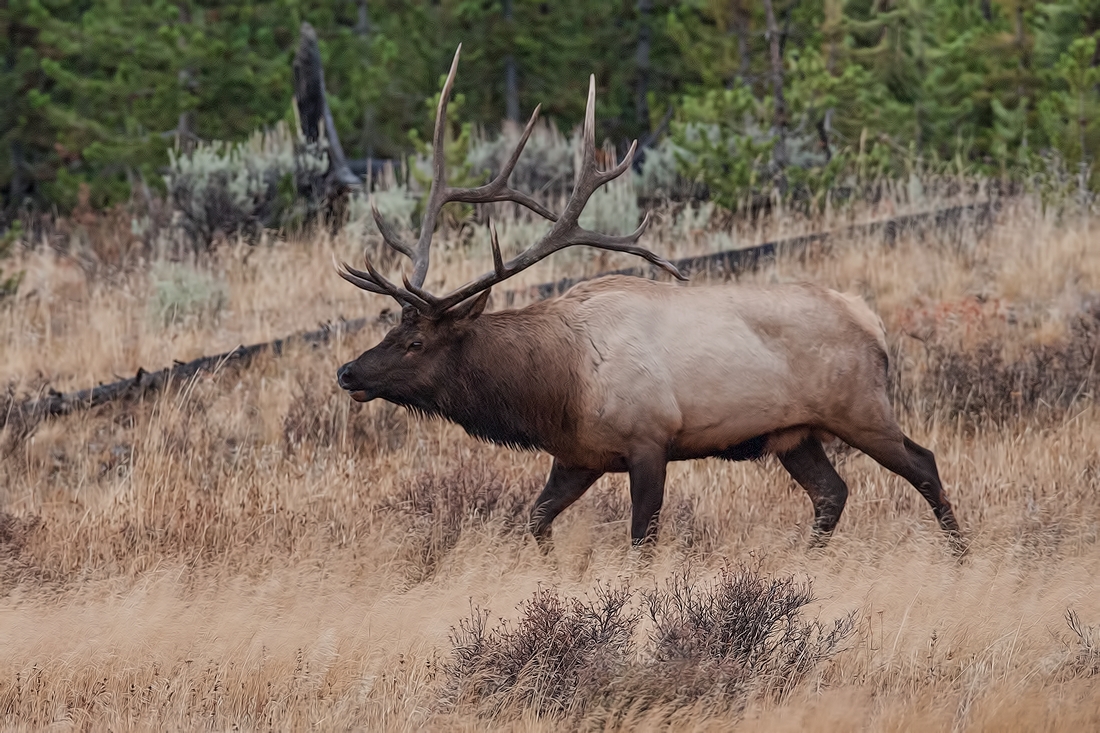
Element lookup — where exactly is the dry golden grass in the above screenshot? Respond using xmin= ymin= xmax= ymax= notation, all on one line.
xmin=2 ymin=193 xmax=1099 ymax=730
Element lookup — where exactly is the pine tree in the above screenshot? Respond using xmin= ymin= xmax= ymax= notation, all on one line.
xmin=0 ymin=218 xmax=21 ymax=299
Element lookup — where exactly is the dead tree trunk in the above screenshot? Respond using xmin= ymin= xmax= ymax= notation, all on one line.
xmin=762 ymin=0 xmax=789 ymax=190
xmin=294 ymin=22 xmax=361 ymax=192
xmin=734 ymin=1 xmax=750 ymax=86
xmin=635 ymin=0 xmax=653 ymax=138
xmin=504 ymin=0 xmax=520 ymax=123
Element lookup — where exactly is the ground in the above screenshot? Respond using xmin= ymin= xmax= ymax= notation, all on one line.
xmin=2 ymin=192 xmax=1099 ymax=730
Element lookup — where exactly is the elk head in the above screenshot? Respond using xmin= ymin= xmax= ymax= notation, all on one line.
xmin=336 ymin=292 xmax=489 ymax=407
xmin=335 ymin=45 xmax=685 ymax=405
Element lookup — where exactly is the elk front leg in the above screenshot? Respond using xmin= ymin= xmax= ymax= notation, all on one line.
xmin=628 ymin=447 xmax=668 ymax=546
xmin=529 ymin=460 xmax=603 ymax=552
xmin=777 ymin=438 xmax=850 ymax=547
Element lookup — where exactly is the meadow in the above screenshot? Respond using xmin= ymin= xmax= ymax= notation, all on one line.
xmin=2 ymin=190 xmax=1099 ymax=730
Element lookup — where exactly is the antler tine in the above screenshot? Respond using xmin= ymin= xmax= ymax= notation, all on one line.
xmin=560 ymin=211 xmax=687 ymax=280
xmin=561 ymin=75 xmax=609 ymax=215
xmin=498 ymin=106 xmax=543 ymax=189
xmin=400 ymin=272 xmax=443 ymax=311
xmin=488 ymin=218 xmax=505 ymax=277
xmin=581 ymin=75 xmax=597 ymax=173
xmin=370 ymin=199 xmax=414 ymax=258
xmin=596 ymin=138 xmax=638 ymax=186
xmin=445 ymin=104 xmax=559 ymax=221
xmin=334 ymin=253 xmax=434 ymax=312
xmin=408 ymin=44 xmax=464 ymax=289
xmin=332 ymin=253 xmax=389 ymax=295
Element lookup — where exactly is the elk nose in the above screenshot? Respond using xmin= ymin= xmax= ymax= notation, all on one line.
xmin=336 ymin=364 xmax=355 ymax=390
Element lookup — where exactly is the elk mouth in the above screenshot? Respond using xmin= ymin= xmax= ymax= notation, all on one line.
xmin=337 ymin=363 xmax=373 ymax=402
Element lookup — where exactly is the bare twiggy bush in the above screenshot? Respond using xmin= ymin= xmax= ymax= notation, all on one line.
xmin=915 ymin=309 xmax=1100 ymax=424
xmin=445 ymin=583 xmax=637 ymax=718
xmin=636 ymin=566 xmax=855 ymax=708
xmin=1062 ymin=610 xmax=1100 ymax=679
xmin=48 ymin=185 xmax=169 ymax=270
xmin=382 ymin=464 xmax=536 ymax=579
xmin=443 ymin=568 xmax=853 ymax=723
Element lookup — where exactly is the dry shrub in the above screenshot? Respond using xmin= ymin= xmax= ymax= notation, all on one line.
xmin=383 ymin=465 xmax=535 ymax=579
xmin=636 ymin=566 xmax=855 ymax=708
xmin=282 ymin=377 xmax=408 ymax=455
xmin=445 ymin=583 xmax=637 ymax=718
xmin=1061 ymin=610 xmax=1100 ymax=679
xmin=148 ymin=262 xmax=228 ymax=327
xmin=920 ymin=309 xmax=1099 ymax=424
xmin=443 ymin=566 xmax=854 ymax=723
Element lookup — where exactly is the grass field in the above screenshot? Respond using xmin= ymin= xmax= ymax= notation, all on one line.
xmin=2 ymin=193 xmax=1099 ymax=730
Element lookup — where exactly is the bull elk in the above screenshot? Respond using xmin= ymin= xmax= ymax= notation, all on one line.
xmin=335 ymin=47 xmax=963 ymax=552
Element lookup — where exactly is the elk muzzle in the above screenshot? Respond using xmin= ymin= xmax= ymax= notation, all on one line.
xmin=336 ymin=362 xmax=371 ymax=402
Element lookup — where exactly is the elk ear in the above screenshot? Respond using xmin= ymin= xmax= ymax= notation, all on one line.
xmin=447 ymin=290 xmax=491 ymax=321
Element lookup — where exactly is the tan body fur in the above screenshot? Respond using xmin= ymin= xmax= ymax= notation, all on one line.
xmin=550 ymin=276 xmax=887 ymax=470
xmin=339 ymin=275 xmax=962 ymax=550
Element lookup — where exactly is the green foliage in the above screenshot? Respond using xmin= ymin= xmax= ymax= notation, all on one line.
xmin=148 ymin=260 xmax=228 ymax=327
xmin=1035 ymin=34 xmax=1100 ymax=187
xmin=408 ymin=86 xmax=486 ymax=224
xmin=666 ymin=0 xmax=1100 ymax=205
xmin=2 ymin=0 xmax=300 ymax=219
xmin=164 ymin=121 xmax=327 ymax=250
xmin=0 ymin=220 xmax=24 ymax=301
xmin=3 ymin=0 xmax=1100 ymax=220
xmin=670 ymin=87 xmax=774 ymax=209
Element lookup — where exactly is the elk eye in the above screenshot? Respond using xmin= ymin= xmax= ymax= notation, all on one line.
xmin=408 ymin=341 xmax=423 ymax=352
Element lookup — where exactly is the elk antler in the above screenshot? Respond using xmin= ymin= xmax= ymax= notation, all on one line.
xmin=337 ymin=45 xmax=687 ymax=314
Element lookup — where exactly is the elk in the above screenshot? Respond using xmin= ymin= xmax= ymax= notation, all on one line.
xmin=335 ymin=47 xmax=963 ymax=552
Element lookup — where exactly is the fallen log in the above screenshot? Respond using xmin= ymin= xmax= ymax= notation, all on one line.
xmin=1 ymin=200 xmax=1000 ymax=433
xmin=2 ymin=318 xmax=371 ymax=435
xmin=510 ymin=200 xmax=998 ymax=302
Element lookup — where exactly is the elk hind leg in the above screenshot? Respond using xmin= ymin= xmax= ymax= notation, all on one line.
xmin=529 ymin=460 xmax=603 ymax=552
xmin=778 ymin=437 xmax=850 ymax=547
xmin=836 ymin=405 xmax=965 ymax=553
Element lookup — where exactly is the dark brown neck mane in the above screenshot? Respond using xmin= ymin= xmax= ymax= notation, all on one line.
xmin=429 ymin=307 xmax=583 ymax=452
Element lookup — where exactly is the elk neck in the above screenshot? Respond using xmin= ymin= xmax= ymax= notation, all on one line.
xmin=432 ymin=305 xmax=585 ymax=453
